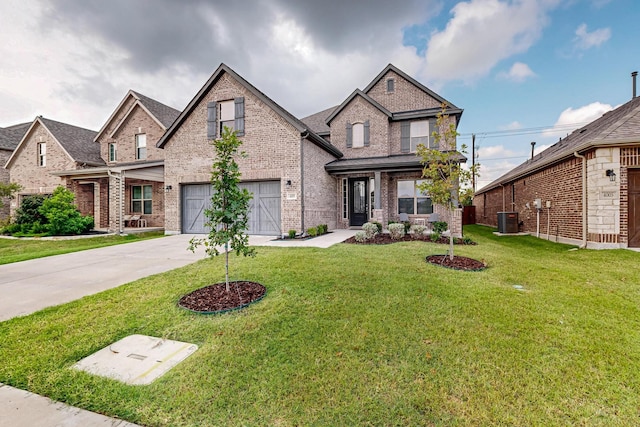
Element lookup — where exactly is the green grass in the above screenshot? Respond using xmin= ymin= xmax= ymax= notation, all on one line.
xmin=0 ymin=231 xmax=165 ymax=265
xmin=1 ymin=225 xmax=640 ymax=426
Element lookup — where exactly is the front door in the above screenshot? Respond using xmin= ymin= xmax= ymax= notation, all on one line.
xmin=349 ymin=178 xmax=368 ymax=226
xmin=629 ymin=169 xmax=640 ymax=247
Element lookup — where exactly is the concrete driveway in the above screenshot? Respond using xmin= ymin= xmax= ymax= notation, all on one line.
xmin=0 ymin=234 xmax=209 ymax=322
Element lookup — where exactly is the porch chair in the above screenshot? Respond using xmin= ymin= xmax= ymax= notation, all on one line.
xmin=399 ymin=212 xmax=409 ymax=222
xmin=129 ymin=215 xmax=141 ymax=227
xmin=123 ymin=215 xmax=132 ymax=227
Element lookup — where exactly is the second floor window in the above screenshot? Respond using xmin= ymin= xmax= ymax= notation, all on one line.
xmin=220 ymin=100 xmax=235 ymax=134
xmin=352 ymin=123 xmax=364 ymax=148
xmin=135 ymin=134 xmax=146 ymax=160
xmin=207 ymin=98 xmax=245 ymax=139
xmin=37 ymin=143 xmax=46 ymax=166
xmin=410 ymin=121 xmax=429 ymax=152
xmin=401 ymin=119 xmax=437 ymax=153
xmin=109 ymin=143 xmax=117 ymax=162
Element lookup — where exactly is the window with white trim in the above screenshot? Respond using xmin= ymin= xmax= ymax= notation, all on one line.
xmin=387 ymin=78 xmax=395 ymax=93
xmin=131 ymin=185 xmax=152 ymax=214
xmin=109 ymin=143 xmax=117 ymax=162
xmin=219 ymin=100 xmax=235 ymax=134
xmin=398 ymin=179 xmax=433 ymax=214
xmin=352 ymin=123 xmax=364 ymax=148
xmin=410 ymin=121 xmax=429 ymax=152
xmin=342 ymin=178 xmax=348 ymax=219
xmin=37 ymin=142 xmax=46 ymax=166
xmin=135 ymin=134 xmax=146 ymax=160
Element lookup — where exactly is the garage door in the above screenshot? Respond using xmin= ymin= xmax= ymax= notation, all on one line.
xmin=181 ymin=181 xmax=281 ymax=235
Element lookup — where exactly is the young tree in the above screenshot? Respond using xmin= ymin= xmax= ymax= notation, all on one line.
xmin=417 ymin=104 xmax=479 ymax=260
xmin=0 ymin=182 xmax=21 ymax=209
xmin=189 ymin=127 xmax=255 ymax=291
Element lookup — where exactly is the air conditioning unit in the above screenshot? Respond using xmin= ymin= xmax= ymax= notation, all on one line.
xmin=497 ymin=212 xmax=518 ymax=234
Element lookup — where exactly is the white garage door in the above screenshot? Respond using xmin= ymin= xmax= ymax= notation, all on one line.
xmin=181 ymin=181 xmax=281 ymax=235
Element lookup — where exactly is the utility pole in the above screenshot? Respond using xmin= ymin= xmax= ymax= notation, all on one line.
xmin=472 ymin=133 xmax=476 ymax=192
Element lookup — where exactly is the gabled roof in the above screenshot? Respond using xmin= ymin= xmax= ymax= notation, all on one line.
xmin=476 ymin=95 xmax=640 ymax=194
xmin=94 ymin=90 xmax=180 ymax=142
xmin=301 ymin=105 xmax=337 ymax=135
xmin=363 ymin=63 xmax=461 ymax=111
xmin=0 ymin=122 xmax=31 ymax=151
xmin=325 ymin=89 xmax=392 ymax=125
xmin=156 ymin=63 xmax=342 ymax=158
xmin=5 ymin=117 xmax=102 ymax=168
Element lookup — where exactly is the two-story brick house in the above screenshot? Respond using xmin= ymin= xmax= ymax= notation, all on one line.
xmin=54 ymin=90 xmax=180 ymax=231
xmin=158 ymin=63 xmax=464 ymax=236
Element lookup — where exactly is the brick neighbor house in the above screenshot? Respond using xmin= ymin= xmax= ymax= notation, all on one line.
xmin=157 ymin=63 xmax=465 ymax=236
xmin=54 ymin=90 xmax=180 ymax=231
xmin=0 ymin=122 xmax=30 ymax=220
xmin=474 ymin=93 xmax=640 ymax=249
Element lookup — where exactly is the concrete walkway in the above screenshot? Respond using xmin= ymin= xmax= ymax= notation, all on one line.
xmin=0 ymin=229 xmax=355 ymax=427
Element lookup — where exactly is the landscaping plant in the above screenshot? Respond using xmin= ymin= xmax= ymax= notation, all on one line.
xmin=188 ymin=126 xmax=255 ymax=291
xmin=388 ymin=223 xmax=405 ymax=240
xmin=362 ymin=222 xmax=379 ymax=239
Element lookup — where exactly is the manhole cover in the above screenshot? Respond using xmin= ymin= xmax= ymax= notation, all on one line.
xmin=73 ymin=334 xmax=198 ymax=385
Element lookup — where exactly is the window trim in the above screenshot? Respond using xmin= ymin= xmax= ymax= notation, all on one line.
xmin=219 ymin=100 xmax=235 ymax=135
xmin=387 ymin=78 xmax=395 ymax=93
xmin=352 ymin=122 xmax=364 ymax=148
xmin=397 ymin=179 xmax=433 ymax=215
xmin=131 ymin=184 xmax=152 ymax=214
xmin=37 ymin=142 xmax=46 ymax=167
xmin=108 ymin=142 xmax=117 ymax=162
xmin=135 ymin=134 xmax=147 ymax=160
xmin=342 ymin=178 xmax=348 ymax=219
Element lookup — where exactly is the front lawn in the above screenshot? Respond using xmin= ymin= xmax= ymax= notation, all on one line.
xmin=1 ymin=225 xmax=639 ymax=425
xmin=0 ymin=231 xmax=165 ymax=265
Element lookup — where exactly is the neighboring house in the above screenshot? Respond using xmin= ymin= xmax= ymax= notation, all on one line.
xmin=157 ymin=63 xmax=464 ymax=236
xmin=5 ymin=117 xmax=102 ymax=219
xmin=474 ymin=92 xmax=640 ymax=248
xmin=53 ymin=90 xmax=180 ymax=231
xmin=0 ymin=122 xmax=30 ymax=219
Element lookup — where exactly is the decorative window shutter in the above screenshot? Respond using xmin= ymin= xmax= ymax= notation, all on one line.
xmin=234 ymin=97 xmax=245 ymax=136
xmin=346 ymin=122 xmax=353 ymax=148
xmin=429 ymin=119 xmax=438 ymax=149
xmin=400 ymin=122 xmax=410 ymax=153
xmin=364 ymin=120 xmax=370 ymax=147
xmin=207 ymin=101 xmax=217 ymax=139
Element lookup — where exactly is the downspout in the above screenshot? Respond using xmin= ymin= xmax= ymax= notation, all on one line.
xmin=574 ymin=152 xmax=587 ymax=248
xmin=300 ymin=131 xmax=308 ymax=234
xmin=499 ymin=184 xmax=505 ymax=211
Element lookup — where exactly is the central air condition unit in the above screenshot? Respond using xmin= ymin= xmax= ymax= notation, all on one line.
xmin=497 ymin=212 xmax=518 ymax=234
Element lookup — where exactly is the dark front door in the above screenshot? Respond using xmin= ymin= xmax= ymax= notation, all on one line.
xmin=629 ymin=169 xmax=640 ymax=247
xmin=349 ymin=178 xmax=368 ymax=226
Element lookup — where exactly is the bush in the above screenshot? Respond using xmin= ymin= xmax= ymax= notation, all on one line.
xmin=433 ymin=221 xmax=448 ymax=234
xmin=402 ymin=221 xmax=411 ymax=234
xmin=430 ymin=232 xmax=441 ymax=242
xmin=371 ymin=221 xmax=383 ymax=234
xmin=39 ymin=186 xmax=94 ymax=236
xmin=462 ymin=236 xmax=475 ymax=245
xmin=362 ymin=222 xmax=379 ymax=239
xmin=288 ymin=229 xmax=297 ymax=239
xmin=317 ymin=224 xmax=328 ymax=235
xmin=388 ymin=223 xmax=405 ymax=240
xmin=15 ymin=194 xmax=48 ymax=225
xmin=307 ymin=226 xmax=318 ymax=237
xmin=410 ymin=224 xmax=427 ymax=237
xmin=354 ymin=231 xmax=367 ymax=243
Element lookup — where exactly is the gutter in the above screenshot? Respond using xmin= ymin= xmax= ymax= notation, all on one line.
xmin=574 ymin=152 xmax=587 ymax=248
xmin=300 ymin=131 xmax=308 ymax=234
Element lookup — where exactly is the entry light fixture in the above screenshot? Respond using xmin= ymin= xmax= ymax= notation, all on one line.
xmin=606 ymin=169 xmax=616 ymax=182
xmin=164 ymin=185 xmax=173 ymax=192
xmin=285 ymin=180 xmax=292 ymax=186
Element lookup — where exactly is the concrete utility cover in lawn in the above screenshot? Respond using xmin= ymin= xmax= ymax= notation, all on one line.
xmin=73 ymin=335 xmax=198 ymax=385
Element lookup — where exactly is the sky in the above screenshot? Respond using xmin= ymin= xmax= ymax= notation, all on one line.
xmin=1 ymin=0 xmax=638 ymax=189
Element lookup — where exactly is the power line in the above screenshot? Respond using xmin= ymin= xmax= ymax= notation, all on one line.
xmin=458 ymin=121 xmax=591 ymax=140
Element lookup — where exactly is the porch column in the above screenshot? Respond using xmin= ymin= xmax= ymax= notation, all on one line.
xmin=372 ymin=171 xmax=383 ymax=223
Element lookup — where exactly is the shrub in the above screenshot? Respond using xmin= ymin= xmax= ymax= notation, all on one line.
xmin=39 ymin=186 xmax=94 ymax=236
xmin=430 ymin=232 xmax=441 ymax=242
xmin=388 ymin=223 xmax=405 ymax=240
xmin=410 ymin=224 xmax=427 ymax=237
xmin=433 ymin=221 xmax=448 ymax=234
xmin=317 ymin=224 xmax=328 ymax=235
xmin=462 ymin=236 xmax=475 ymax=245
xmin=371 ymin=221 xmax=383 ymax=233
xmin=362 ymin=222 xmax=379 ymax=239
xmin=307 ymin=226 xmax=318 ymax=237
xmin=354 ymin=231 xmax=367 ymax=243
xmin=15 ymin=194 xmax=48 ymax=226
xmin=402 ymin=221 xmax=411 ymax=234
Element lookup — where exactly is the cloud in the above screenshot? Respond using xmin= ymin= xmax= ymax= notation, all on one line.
xmin=498 ymin=121 xmax=523 ymax=131
xmin=542 ymin=101 xmax=615 ymax=139
xmin=423 ymin=0 xmax=559 ymax=83
xmin=573 ymin=23 xmax=611 ymax=50
xmin=497 ymin=62 xmax=536 ymax=83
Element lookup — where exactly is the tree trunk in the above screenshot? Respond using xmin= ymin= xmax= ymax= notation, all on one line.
xmin=449 ymin=208 xmax=454 ymax=261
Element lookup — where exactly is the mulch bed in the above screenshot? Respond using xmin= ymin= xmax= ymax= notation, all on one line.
xmin=344 ymin=234 xmax=474 ymax=245
xmin=178 ymin=281 xmax=266 ymax=314
xmin=426 ymin=255 xmax=486 ymax=271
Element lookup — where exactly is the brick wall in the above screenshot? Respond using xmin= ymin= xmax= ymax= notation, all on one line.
xmin=162 ymin=72 xmax=315 ymax=234
xmin=0 ymin=149 xmax=11 ymax=220
xmin=366 ymin=70 xmax=441 ymax=113
xmin=303 ymin=138 xmax=338 ymax=231
xmin=330 ymin=96 xmax=390 ymax=157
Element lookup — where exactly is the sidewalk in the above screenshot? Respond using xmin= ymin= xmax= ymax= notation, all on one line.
xmin=0 ymin=230 xmax=356 ymax=427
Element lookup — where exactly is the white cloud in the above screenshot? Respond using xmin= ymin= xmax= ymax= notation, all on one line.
xmin=542 ymin=102 xmax=615 ymax=139
xmin=573 ymin=23 xmax=611 ymax=50
xmin=497 ymin=62 xmax=536 ymax=82
xmin=498 ymin=121 xmax=523 ymax=131
xmin=423 ymin=0 xmax=559 ymax=83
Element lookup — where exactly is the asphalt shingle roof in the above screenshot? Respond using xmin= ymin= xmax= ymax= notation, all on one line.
xmin=477 ymin=95 xmax=640 ymax=193
xmin=0 ymin=122 xmax=30 ymax=151
xmin=300 ymin=106 xmax=337 ymax=135
xmin=131 ymin=91 xmax=181 ymax=128
xmin=39 ymin=118 xmax=104 ymax=166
